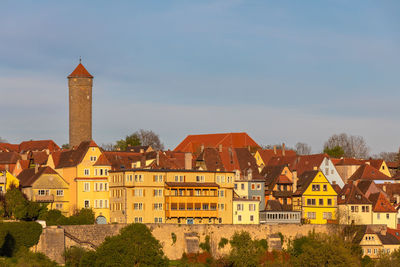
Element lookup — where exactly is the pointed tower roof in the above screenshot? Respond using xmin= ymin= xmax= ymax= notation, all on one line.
xmin=68 ymin=63 xmax=93 ymax=78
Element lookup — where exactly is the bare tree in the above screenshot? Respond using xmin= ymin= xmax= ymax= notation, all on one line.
xmin=101 ymin=143 xmax=116 ymax=151
xmin=295 ymin=142 xmax=312 ymax=155
xmin=324 ymin=133 xmax=369 ymax=158
xmin=372 ymin=152 xmax=398 ymax=162
xmin=135 ymin=129 xmax=164 ymax=150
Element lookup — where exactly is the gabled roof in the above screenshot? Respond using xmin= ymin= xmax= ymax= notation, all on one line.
xmin=386 ymin=228 xmax=400 ymax=241
xmin=174 ymin=132 xmax=260 ymax=153
xmin=196 ymin=148 xmax=226 ymax=171
xmin=56 ymin=140 xmax=98 ymax=168
xmin=257 ymin=149 xmax=296 ymax=165
xmin=0 ymin=152 xmax=21 ymax=164
xmin=338 ymin=183 xmax=371 ymax=205
xmin=293 ymin=170 xmax=320 ymax=196
xmin=377 ymin=232 xmax=400 ymax=244
xmin=30 ymin=151 xmax=49 ymax=165
xmin=368 ymin=192 xmax=396 ymax=212
xmin=17 ymin=166 xmax=62 ymax=187
xmin=267 ymin=154 xmax=331 ymax=176
xmin=19 ymin=140 xmax=60 ymax=152
xmin=332 ymin=184 xmax=342 ymax=194
xmin=126 ymin=145 xmax=152 ymax=153
xmin=103 ymin=151 xmax=142 ymax=170
xmin=68 ymin=63 xmax=93 ymax=78
xmin=265 ymin=200 xmax=284 ymax=211
xmin=0 ymin=143 xmax=19 ymax=152
xmin=349 ymin=164 xmax=391 ymax=181
xmin=361 ymin=159 xmax=384 ymax=170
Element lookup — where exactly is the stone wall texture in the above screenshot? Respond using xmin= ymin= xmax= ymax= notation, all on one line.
xmin=38 ymin=223 xmax=335 ymax=264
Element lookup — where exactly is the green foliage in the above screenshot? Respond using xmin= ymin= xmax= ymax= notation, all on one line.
xmin=277 ymin=232 xmax=284 ymax=244
xmin=373 ymin=249 xmax=400 ymax=267
xmin=199 ymin=235 xmax=210 ymax=253
xmin=171 ymin=232 xmax=177 ymax=245
xmin=115 ymin=134 xmax=141 ymax=151
xmin=218 ymin=237 xmax=228 ymax=249
xmin=0 ymin=247 xmax=58 ymax=266
xmin=64 ymin=246 xmax=88 ymax=267
xmin=324 ymin=145 xmax=345 ymax=158
xmin=288 ymin=232 xmax=360 ymax=267
xmin=90 ymin=223 xmax=168 ymax=266
xmin=229 ymin=231 xmax=266 ymax=267
xmin=0 ymin=222 xmax=42 ymax=257
xmin=39 ymin=208 xmax=95 ymax=226
xmin=255 ymin=238 xmax=268 ymax=250
xmin=79 ymin=250 xmax=97 ymax=267
xmin=4 ymin=187 xmax=47 ymax=221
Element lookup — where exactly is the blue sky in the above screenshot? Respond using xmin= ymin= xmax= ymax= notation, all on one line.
xmin=1 ymin=0 xmax=399 ymax=154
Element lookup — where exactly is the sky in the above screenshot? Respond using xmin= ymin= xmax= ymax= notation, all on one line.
xmin=0 ymin=0 xmax=399 ymax=154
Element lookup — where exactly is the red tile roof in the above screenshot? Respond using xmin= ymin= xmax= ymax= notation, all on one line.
xmin=333 ymin=158 xmax=363 ymax=166
xmin=338 ymin=182 xmax=371 ymax=205
xmin=0 ymin=152 xmax=21 ymax=164
xmin=19 ymin=140 xmax=60 ymax=152
xmin=349 ymin=164 xmax=391 ymax=181
xmin=17 ymin=166 xmax=63 ymax=187
xmin=68 ymin=63 xmax=93 ymax=78
xmin=56 ymin=140 xmax=98 ymax=168
xmin=368 ymin=192 xmax=396 ymax=212
xmin=174 ymin=132 xmax=260 ymax=153
xmin=0 ymin=143 xmax=19 ymax=152
xmin=361 ymin=159 xmax=384 ymax=170
xmin=93 ymin=154 xmax=111 ymax=166
xmin=268 ymin=154 xmax=331 ymax=177
xmin=257 ymin=149 xmax=296 ymax=165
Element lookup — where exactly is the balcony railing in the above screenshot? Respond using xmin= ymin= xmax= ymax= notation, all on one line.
xmin=35 ymin=195 xmax=54 ymax=202
xmin=166 ymin=209 xmax=218 ymax=218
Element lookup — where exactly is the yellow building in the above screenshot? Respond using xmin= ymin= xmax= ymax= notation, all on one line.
xmin=49 ymin=140 xmax=111 ymax=222
xmin=17 ymin=166 xmax=69 ymax=215
xmin=337 ymin=182 xmax=373 ymax=225
xmin=360 ymin=227 xmax=400 ymax=259
xmin=0 ymin=169 xmax=20 ymax=192
xmin=232 ymin=198 xmax=259 ymax=224
xmin=293 ymin=170 xmax=337 ymax=224
xmin=109 ymin=169 xmax=234 ymax=224
xmin=369 ymin=192 xmax=398 ymax=229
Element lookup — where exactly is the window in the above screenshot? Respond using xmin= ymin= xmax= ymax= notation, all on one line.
xmin=387 ymin=213 xmax=390 ymax=219
xmin=237 ymin=204 xmax=243 ymax=211
xmin=249 ymin=204 xmax=256 ymax=211
xmin=153 ymin=203 xmax=163 ymax=210
xmin=84 ymin=200 xmax=90 ymax=208
xmin=234 ymin=184 xmax=237 ymax=190
xmin=238 ymin=215 xmax=242 ymax=221
xmin=134 ymin=203 xmax=143 ymax=210
xmin=56 ymin=203 xmax=63 ymax=209
xmin=377 ymin=213 xmax=381 ymax=219
xmin=134 ymin=189 xmax=143 ymax=196
xmin=241 ymin=184 xmax=244 ymax=190
xmin=219 ymin=190 xmax=224 ymax=197
xmin=100 ymin=169 xmax=103 ymax=176
xmin=367 ymin=249 xmax=371 ymax=255
xmin=84 ymin=182 xmax=90 ymax=192
xmin=251 ymin=184 xmax=255 ymax=190
xmin=256 ymin=184 xmax=261 ymax=190
xmin=325 ymin=168 xmax=329 ymax=175
xmin=90 ymin=156 xmax=97 ymax=162
xmin=196 ymin=175 xmax=204 ymax=182
xmin=307 ymin=199 xmax=316 ymax=206
xmin=374 ymin=249 xmax=378 ymax=254
xmin=221 ymin=176 xmax=225 ymax=183
xmin=250 ymin=215 xmax=254 ymax=221
xmin=327 ymin=199 xmax=332 ymax=206
xmin=319 ymin=199 xmax=323 ymax=206
xmin=38 ymin=189 xmax=47 ymax=195
xmin=134 ymin=217 xmax=143 ymax=223
xmin=323 ymin=184 xmax=327 ymax=191
xmin=218 ymin=204 xmax=225 ymax=210
xmin=56 ymin=190 xmax=64 ymax=196
xmin=323 ymin=212 xmax=332 ymax=219
xmin=84 ymin=169 xmax=90 ymax=176
xmin=312 ymin=184 xmax=320 ymax=191
xmin=307 ymin=212 xmax=316 ymax=219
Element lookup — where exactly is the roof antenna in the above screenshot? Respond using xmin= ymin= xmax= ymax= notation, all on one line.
xmin=79 ymin=56 xmax=82 ymax=64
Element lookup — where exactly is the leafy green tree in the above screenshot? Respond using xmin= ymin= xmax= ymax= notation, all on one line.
xmin=5 ymin=187 xmax=29 ymax=219
xmin=2 ymin=247 xmax=58 ymax=267
xmin=64 ymin=246 xmax=88 ymax=267
xmin=324 ymin=145 xmax=345 ymax=158
xmin=229 ymin=231 xmax=265 ymax=267
xmin=0 ymin=222 xmax=42 ymax=257
xmin=289 ymin=233 xmax=360 ymax=267
xmin=92 ymin=223 xmax=168 ymax=266
xmin=115 ymin=134 xmax=141 ymax=151
xmin=115 ymin=129 xmax=165 ymax=151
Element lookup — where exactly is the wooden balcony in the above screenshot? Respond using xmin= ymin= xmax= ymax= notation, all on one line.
xmin=35 ymin=195 xmax=54 ymax=202
xmin=165 ymin=195 xmax=218 ymax=204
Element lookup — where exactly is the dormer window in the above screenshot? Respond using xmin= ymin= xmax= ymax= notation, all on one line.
xmin=341 ymin=195 xmax=345 ymax=200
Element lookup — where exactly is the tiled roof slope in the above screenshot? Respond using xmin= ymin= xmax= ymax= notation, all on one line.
xmin=338 ymin=182 xmax=371 ymax=205
xmin=293 ymin=170 xmax=319 ymax=196
xmin=0 ymin=152 xmax=21 ymax=164
xmin=68 ymin=63 xmax=93 ymax=78
xmin=368 ymin=192 xmax=396 ymax=212
xmin=17 ymin=166 xmax=60 ymax=187
xmin=349 ymin=164 xmax=391 ymax=181
xmin=257 ymin=149 xmax=296 ymax=165
xmin=174 ymin=132 xmax=260 ymax=153
xmin=56 ymin=140 xmax=97 ymax=168
xmin=19 ymin=140 xmax=60 ymax=152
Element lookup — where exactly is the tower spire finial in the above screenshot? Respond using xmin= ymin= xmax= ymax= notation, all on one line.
xmin=79 ymin=56 xmax=82 ymax=64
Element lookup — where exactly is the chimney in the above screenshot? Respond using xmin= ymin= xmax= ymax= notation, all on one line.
xmin=218 ymin=144 xmax=222 ymax=153
xmin=184 ymin=153 xmax=192 ymax=170
xmin=5 ymin=164 xmax=9 ymax=172
xmin=35 ymin=164 xmax=39 ymax=174
xmin=273 ymin=145 xmax=277 ymax=155
xmin=282 ymin=143 xmax=286 ymax=156
xmin=156 ymin=152 xmax=160 ymax=166
xmin=200 ymin=144 xmax=204 ymax=153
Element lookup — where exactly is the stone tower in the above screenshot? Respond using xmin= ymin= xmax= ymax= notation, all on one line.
xmin=68 ymin=62 xmax=93 ymax=148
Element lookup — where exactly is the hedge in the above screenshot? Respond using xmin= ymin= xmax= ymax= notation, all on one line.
xmin=0 ymin=221 xmax=43 ymax=257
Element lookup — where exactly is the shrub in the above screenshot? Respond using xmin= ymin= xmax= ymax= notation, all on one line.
xmin=218 ymin=237 xmax=228 ymax=249
xmin=171 ymin=232 xmax=177 ymax=245
xmin=199 ymin=235 xmax=210 ymax=253
xmin=64 ymin=246 xmax=88 ymax=267
xmin=0 ymin=221 xmax=42 ymax=257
